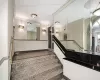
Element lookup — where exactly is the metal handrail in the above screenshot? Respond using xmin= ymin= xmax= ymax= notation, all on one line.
xmin=0 ymin=37 xmax=14 ymax=66
xmin=61 ymin=40 xmax=84 ymax=51
xmin=0 ymin=56 xmax=8 ymax=66
xmin=67 ymin=40 xmax=83 ymax=50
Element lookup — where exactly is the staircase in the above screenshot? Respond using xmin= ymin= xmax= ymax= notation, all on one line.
xmin=11 ymin=50 xmax=66 ymax=80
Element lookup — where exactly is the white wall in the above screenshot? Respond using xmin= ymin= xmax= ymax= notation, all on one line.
xmin=0 ymin=0 xmax=14 ymax=80
xmin=63 ymin=60 xmax=100 ymax=80
xmin=0 ymin=60 xmax=8 ymax=80
xmin=54 ymin=43 xmax=65 ymax=64
xmin=14 ymin=40 xmax=48 ymax=51
xmin=0 ymin=0 xmax=8 ymax=60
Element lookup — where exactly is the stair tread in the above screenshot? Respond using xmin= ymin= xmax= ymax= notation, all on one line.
xmin=14 ymin=51 xmax=54 ymax=60
xmin=11 ymin=51 xmax=63 ymax=80
xmin=35 ymin=69 xmax=62 ymax=80
xmin=11 ymin=62 xmax=62 ymax=80
xmin=23 ymin=66 xmax=63 ymax=80
xmin=12 ymin=58 xmax=59 ymax=71
xmin=13 ymin=54 xmax=55 ymax=63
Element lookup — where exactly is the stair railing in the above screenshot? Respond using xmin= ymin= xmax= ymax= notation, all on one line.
xmin=65 ymin=40 xmax=84 ymax=52
xmin=0 ymin=37 xmax=14 ymax=66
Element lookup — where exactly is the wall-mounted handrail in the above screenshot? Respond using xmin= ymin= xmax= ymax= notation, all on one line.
xmin=0 ymin=56 xmax=8 ymax=66
xmin=67 ymin=40 xmax=83 ymax=50
xmin=53 ymin=35 xmax=67 ymax=56
xmin=61 ymin=40 xmax=84 ymax=51
xmin=0 ymin=37 xmax=14 ymax=66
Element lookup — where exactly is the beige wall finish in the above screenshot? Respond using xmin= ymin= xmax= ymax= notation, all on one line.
xmin=67 ymin=19 xmax=84 ymax=51
xmin=83 ymin=18 xmax=90 ymax=50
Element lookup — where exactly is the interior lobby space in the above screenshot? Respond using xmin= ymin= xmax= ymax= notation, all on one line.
xmin=0 ymin=0 xmax=100 ymax=80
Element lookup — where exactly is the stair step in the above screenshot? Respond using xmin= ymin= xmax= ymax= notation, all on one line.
xmin=48 ymin=73 xmax=63 ymax=80
xmin=14 ymin=50 xmax=54 ymax=60
xmin=13 ymin=54 xmax=55 ymax=63
xmin=12 ymin=57 xmax=58 ymax=71
xmin=24 ymin=66 xmax=63 ymax=80
xmin=11 ymin=62 xmax=62 ymax=80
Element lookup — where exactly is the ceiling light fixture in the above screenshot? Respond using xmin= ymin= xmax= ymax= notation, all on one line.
xmin=31 ymin=13 xmax=38 ymax=18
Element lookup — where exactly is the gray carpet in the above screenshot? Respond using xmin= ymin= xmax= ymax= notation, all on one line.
xmin=11 ymin=50 xmax=66 ymax=80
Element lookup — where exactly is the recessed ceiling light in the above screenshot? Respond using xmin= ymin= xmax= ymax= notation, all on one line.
xmin=31 ymin=14 xmax=38 ymax=18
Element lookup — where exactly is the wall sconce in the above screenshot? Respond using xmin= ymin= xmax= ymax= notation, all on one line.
xmin=42 ymin=29 xmax=47 ymax=35
xmin=27 ymin=22 xmax=32 ymax=25
xmin=19 ymin=25 xmax=24 ymax=29
xmin=18 ymin=25 xmax=24 ymax=32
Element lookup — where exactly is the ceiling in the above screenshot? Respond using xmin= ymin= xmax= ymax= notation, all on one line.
xmin=84 ymin=0 xmax=100 ymax=11
xmin=54 ymin=0 xmax=91 ymax=24
xmin=14 ymin=0 xmax=68 ymax=22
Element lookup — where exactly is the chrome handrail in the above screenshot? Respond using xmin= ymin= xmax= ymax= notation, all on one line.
xmin=0 ymin=37 xmax=14 ymax=66
xmin=67 ymin=40 xmax=83 ymax=50
xmin=0 ymin=56 xmax=8 ymax=66
xmin=61 ymin=40 xmax=84 ymax=51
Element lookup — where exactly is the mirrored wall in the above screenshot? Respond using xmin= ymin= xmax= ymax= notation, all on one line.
xmin=14 ymin=19 xmax=50 ymax=41
xmin=53 ymin=0 xmax=100 ymax=55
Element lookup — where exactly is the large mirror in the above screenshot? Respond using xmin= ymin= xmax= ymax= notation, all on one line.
xmin=53 ymin=0 xmax=91 ymax=53
xmin=27 ymin=21 xmax=38 ymax=40
xmin=53 ymin=0 xmax=100 ymax=55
